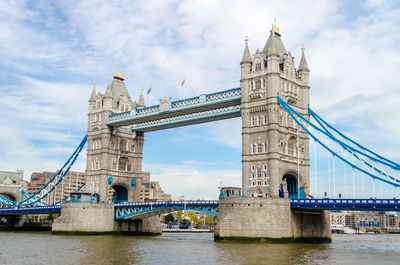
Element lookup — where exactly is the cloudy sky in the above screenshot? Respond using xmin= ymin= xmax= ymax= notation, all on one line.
xmin=1 ymin=0 xmax=400 ymax=199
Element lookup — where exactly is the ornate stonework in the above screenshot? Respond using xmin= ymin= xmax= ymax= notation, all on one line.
xmin=240 ymin=24 xmax=310 ymax=198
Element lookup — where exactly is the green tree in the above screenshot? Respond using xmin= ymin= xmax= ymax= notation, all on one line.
xmin=183 ymin=211 xmax=200 ymax=225
xmin=176 ymin=210 xmax=183 ymax=224
xmin=46 ymin=213 xmax=54 ymax=223
xmin=164 ymin=213 xmax=175 ymax=224
xmin=205 ymin=214 xmax=218 ymax=230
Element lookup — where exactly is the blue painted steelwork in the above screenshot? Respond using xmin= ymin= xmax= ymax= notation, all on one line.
xmin=308 ymin=107 xmax=400 ymax=169
xmin=114 ymin=200 xmax=219 ymax=220
xmin=290 ymin=199 xmax=400 ymax=211
xmin=0 ymin=205 xmax=62 ymax=215
xmin=106 ymin=88 xmax=241 ymax=129
xmin=131 ymin=179 xmax=136 ymax=186
xmin=18 ymin=135 xmax=87 ymax=206
xmin=108 ymin=176 xmax=113 ymax=184
xmin=20 ymin=183 xmax=86 ymax=206
xmin=129 ymin=105 xmax=241 ymax=132
xmin=277 ymin=95 xmax=400 ymax=188
xmin=0 ymin=136 xmax=87 ymax=207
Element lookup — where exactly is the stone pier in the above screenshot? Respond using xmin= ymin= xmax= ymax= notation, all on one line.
xmin=52 ymin=203 xmax=161 ymax=235
xmin=215 ymin=197 xmax=331 ymax=243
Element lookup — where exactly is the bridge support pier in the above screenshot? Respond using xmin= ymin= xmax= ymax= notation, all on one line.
xmin=1 ymin=215 xmax=24 ymax=229
xmin=116 ymin=216 xmax=161 ymax=235
xmin=52 ymin=203 xmax=161 ymax=235
xmin=215 ymin=197 xmax=331 ymax=243
xmin=52 ymin=203 xmax=115 ymax=234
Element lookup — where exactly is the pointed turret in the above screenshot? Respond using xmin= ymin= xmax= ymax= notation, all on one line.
xmin=104 ymin=78 xmax=112 ymax=98
xmin=137 ymin=88 xmax=146 ymax=109
xmin=298 ymin=46 xmax=309 ymax=72
xmin=241 ymin=36 xmax=252 ymax=64
xmin=298 ymin=46 xmax=310 ymax=87
xmin=267 ymin=36 xmax=278 ymax=56
xmin=89 ymin=81 xmax=96 ymax=102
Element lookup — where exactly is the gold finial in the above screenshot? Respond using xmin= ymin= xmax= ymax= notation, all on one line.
xmin=272 ymin=18 xmax=280 ymax=34
xmin=244 ymin=35 xmax=249 ymax=44
xmin=93 ymin=81 xmax=96 ymax=88
xmin=301 ymin=45 xmax=305 ymax=52
xmin=114 ymin=66 xmax=124 ymax=79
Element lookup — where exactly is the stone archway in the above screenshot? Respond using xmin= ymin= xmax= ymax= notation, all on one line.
xmin=0 ymin=193 xmax=16 ymax=202
xmin=111 ymin=185 xmax=128 ymax=203
xmin=282 ymin=174 xmax=298 ymax=199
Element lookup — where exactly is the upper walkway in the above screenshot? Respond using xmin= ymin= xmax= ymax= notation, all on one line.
xmin=106 ymin=88 xmax=241 ymax=132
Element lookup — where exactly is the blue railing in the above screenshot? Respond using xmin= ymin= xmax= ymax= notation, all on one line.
xmin=290 ymin=198 xmax=400 ymax=211
xmin=107 ymin=87 xmax=241 ymax=124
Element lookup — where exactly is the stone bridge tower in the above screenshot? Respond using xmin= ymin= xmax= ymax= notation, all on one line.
xmin=86 ymin=70 xmax=149 ymax=203
xmin=240 ymin=21 xmax=310 ymax=199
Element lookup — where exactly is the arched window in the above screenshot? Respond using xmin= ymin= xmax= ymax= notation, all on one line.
xmin=120 ymin=139 xmax=127 ymax=152
xmin=263 ymin=79 xmax=266 ymax=88
xmin=255 ymin=80 xmax=261 ymax=89
xmin=251 ymin=144 xmax=254 ymax=154
xmin=264 ymin=142 xmax=268 ymax=153
xmin=258 ymin=144 xmax=262 ymax=153
xmin=257 ymin=116 xmax=260 ymax=125
xmin=254 ymin=144 xmax=258 ymax=154
xmin=251 ymin=117 xmax=255 ymax=126
xmin=264 ymin=115 xmax=268 ymax=124
xmin=257 ymin=170 xmax=262 ymax=178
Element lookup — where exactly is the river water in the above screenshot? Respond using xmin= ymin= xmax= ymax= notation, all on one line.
xmin=0 ymin=232 xmax=399 ymax=265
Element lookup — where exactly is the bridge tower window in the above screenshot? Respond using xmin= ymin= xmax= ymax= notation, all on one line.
xmin=255 ymin=80 xmax=261 ymax=89
xmin=118 ymin=161 xmax=126 ymax=171
xmin=258 ymin=144 xmax=262 ymax=153
xmin=120 ymin=139 xmax=128 ymax=152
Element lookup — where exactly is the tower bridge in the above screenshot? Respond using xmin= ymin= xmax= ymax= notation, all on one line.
xmin=2 ymin=21 xmax=400 ymax=242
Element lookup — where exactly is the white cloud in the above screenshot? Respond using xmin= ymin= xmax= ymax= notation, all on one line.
xmin=1 ymin=0 xmax=400 ymax=198
xmin=144 ymin=162 xmax=241 ymax=200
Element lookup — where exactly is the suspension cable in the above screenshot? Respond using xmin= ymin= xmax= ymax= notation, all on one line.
xmin=314 ymin=139 xmax=318 ymax=198
xmin=344 ymin=160 xmax=347 ymax=198
xmin=333 ymin=154 xmax=336 ymax=198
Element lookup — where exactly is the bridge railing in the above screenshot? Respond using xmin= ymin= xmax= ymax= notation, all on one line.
xmin=291 ymin=198 xmax=400 ymax=204
xmin=108 ymin=88 xmax=241 ymax=122
xmin=114 ymin=200 xmax=219 ymax=208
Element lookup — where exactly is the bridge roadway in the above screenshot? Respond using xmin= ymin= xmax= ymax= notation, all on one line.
xmin=106 ymin=87 xmax=241 ymax=132
xmin=2 ymin=199 xmax=400 ymax=218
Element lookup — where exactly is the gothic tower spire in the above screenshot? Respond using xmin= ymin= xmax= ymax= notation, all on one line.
xmin=241 ymin=36 xmax=252 ymax=64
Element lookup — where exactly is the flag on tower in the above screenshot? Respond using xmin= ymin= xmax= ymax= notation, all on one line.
xmin=147 ymin=87 xmax=151 ymax=94
xmin=181 ymin=79 xmax=185 ymax=87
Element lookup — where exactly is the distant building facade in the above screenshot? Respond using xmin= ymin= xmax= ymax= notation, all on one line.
xmin=330 ymin=211 xmax=400 ymax=232
xmin=28 ymin=171 xmax=86 ymax=204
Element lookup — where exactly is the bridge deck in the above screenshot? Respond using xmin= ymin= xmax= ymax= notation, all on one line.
xmin=2 ymin=199 xmax=399 ymax=217
xmin=106 ymin=88 xmax=241 ymax=132
xmin=0 ymin=205 xmax=61 ymax=215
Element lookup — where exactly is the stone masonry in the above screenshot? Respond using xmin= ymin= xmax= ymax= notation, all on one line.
xmin=240 ymin=21 xmax=310 ymax=198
